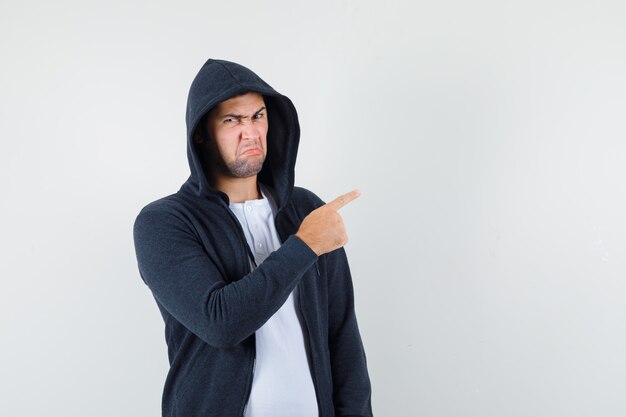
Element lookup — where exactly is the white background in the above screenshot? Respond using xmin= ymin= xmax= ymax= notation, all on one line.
xmin=2 ymin=0 xmax=626 ymax=416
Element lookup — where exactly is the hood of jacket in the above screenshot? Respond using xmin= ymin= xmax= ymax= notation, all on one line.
xmin=180 ymin=58 xmax=301 ymax=212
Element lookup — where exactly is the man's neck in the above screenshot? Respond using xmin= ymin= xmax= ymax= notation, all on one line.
xmin=212 ymin=175 xmax=261 ymax=203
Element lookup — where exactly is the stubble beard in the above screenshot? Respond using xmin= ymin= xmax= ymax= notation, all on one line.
xmin=226 ymin=154 xmax=265 ymax=177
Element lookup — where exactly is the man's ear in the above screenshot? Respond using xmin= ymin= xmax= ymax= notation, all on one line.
xmin=193 ymin=131 xmax=204 ymax=144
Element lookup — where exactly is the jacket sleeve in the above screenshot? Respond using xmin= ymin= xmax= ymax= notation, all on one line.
xmin=327 ymin=247 xmax=373 ymax=416
xmin=133 ymin=207 xmax=318 ymax=349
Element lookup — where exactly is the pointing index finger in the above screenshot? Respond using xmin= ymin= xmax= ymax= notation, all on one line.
xmin=326 ymin=189 xmax=362 ymax=211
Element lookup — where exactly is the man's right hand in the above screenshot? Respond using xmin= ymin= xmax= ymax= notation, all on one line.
xmin=295 ymin=189 xmax=361 ymax=256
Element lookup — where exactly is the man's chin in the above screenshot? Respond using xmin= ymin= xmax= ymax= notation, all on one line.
xmin=227 ymin=159 xmax=265 ymax=178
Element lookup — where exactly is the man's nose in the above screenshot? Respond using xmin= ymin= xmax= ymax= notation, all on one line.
xmin=240 ymin=118 xmax=259 ymax=138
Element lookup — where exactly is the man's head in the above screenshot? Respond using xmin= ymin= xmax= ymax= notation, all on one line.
xmin=194 ymin=92 xmax=268 ymax=182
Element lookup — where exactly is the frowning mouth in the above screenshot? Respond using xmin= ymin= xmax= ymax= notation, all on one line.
xmin=240 ymin=148 xmax=262 ymax=156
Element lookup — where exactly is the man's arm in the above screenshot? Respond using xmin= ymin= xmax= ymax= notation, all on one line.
xmin=133 ymin=207 xmax=318 ymax=349
xmin=133 ymin=190 xmax=359 ymax=350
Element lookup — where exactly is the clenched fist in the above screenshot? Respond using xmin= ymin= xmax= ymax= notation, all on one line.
xmin=295 ymin=189 xmax=361 ymax=256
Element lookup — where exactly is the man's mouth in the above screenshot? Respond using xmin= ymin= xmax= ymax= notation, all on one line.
xmin=241 ymin=148 xmax=262 ymax=156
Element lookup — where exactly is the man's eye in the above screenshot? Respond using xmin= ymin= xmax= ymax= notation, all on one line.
xmin=223 ymin=117 xmax=235 ymax=123
xmin=254 ymin=113 xmax=264 ymax=119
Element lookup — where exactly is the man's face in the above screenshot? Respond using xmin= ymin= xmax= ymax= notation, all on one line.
xmin=198 ymin=92 xmax=268 ymax=179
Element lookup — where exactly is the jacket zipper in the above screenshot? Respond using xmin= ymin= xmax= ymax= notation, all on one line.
xmin=221 ymin=200 xmax=258 ymax=417
xmin=239 ymin=252 xmax=257 ymax=416
xmin=240 ymin=345 xmax=256 ymax=416
xmin=298 ymin=285 xmax=322 ymax=414
xmin=240 ymin=243 xmax=258 ymax=417
xmin=280 ymin=200 xmax=322 ymax=412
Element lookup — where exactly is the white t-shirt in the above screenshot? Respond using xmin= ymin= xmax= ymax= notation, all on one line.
xmin=229 ymin=186 xmax=318 ymax=417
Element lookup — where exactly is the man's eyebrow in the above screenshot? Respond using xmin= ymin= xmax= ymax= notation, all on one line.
xmin=220 ymin=106 xmax=266 ymax=119
xmin=221 ymin=113 xmax=243 ymax=119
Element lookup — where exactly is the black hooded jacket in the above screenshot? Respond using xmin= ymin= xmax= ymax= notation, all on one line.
xmin=133 ymin=59 xmax=373 ymax=417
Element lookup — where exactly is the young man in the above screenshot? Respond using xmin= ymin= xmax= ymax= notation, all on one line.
xmin=133 ymin=59 xmax=372 ymax=417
